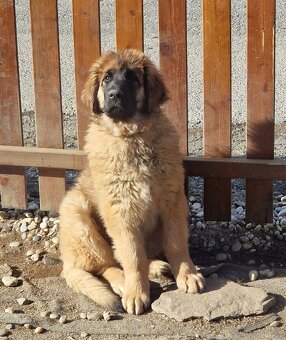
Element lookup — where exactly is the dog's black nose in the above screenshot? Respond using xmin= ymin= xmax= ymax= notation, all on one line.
xmin=108 ymin=89 xmax=121 ymax=100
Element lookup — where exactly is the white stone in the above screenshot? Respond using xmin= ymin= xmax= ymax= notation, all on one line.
xmin=278 ymin=208 xmax=286 ymax=217
xmin=9 ymin=241 xmax=22 ymax=248
xmin=20 ymin=223 xmax=28 ymax=233
xmin=248 ymin=270 xmax=258 ymax=281
xmin=17 ymin=298 xmax=31 ymax=305
xmin=30 ymin=254 xmax=39 ymax=262
xmin=59 ymin=315 xmax=67 ymax=324
xmin=39 ymin=221 xmax=48 ymax=230
xmin=52 ymin=237 xmax=59 ymax=245
xmin=34 ymin=327 xmax=44 ymax=334
xmin=26 ymin=250 xmax=34 ymax=257
xmin=49 ymin=313 xmax=59 ymax=319
xmin=40 ymin=311 xmax=50 ymax=317
xmin=2 ymin=276 xmax=18 ymax=287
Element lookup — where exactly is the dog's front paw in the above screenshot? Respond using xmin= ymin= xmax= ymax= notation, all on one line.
xmin=176 ymin=270 xmax=205 ymax=293
xmin=122 ymin=289 xmax=150 ymax=315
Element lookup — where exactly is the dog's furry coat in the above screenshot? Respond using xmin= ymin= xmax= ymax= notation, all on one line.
xmin=59 ymin=50 xmax=204 ymax=315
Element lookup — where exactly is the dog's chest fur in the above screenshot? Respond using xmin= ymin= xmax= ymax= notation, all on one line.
xmin=82 ymin=116 xmax=183 ymax=233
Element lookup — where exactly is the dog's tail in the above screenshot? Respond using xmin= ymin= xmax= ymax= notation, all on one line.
xmin=62 ymin=267 xmax=121 ymax=311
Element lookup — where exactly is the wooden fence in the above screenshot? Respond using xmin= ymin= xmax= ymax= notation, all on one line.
xmin=0 ymin=0 xmax=285 ymax=223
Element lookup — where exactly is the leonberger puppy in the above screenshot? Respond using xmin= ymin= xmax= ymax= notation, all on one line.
xmin=59 ymin=49 xmax=205 ymax=315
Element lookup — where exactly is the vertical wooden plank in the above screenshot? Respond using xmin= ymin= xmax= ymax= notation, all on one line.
xmin=72 ymin=0 xmax=101 ymax=149
xmin=30 ymin=0 xmax=65 ymax=211
xmin=246 ymin=0 xmax=275 ymax=223
xmin=0 ymin=0 xmax=27 ymax=208
xmin=203 ymin=0 xmax=231 ymax=221
xmin=158 ymin=0 xmax=188 ymax=154
xmin=116 ymin=0 xmax=143 ymax=50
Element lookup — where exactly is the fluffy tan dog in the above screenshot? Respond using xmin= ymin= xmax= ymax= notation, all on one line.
xmin=59 ymin=49 xmax=205 ymax=315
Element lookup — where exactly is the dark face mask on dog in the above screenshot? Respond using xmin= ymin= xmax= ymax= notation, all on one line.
xmin=101 ymin=67 xmax=143 ymax=122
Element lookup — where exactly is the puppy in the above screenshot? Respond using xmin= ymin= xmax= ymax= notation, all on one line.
xmin=59 ymin=49 xmax=205 ymax=315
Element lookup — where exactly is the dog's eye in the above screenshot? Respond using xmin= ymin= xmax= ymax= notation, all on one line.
xmin=125 ymin=70 xmax=137 ymax=82
xmin=104 ymin=74 xmax=111 ymax=82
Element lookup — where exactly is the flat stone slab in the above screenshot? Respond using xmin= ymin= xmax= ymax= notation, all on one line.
xmin=151 ymin=278 xmax=276 ymax=321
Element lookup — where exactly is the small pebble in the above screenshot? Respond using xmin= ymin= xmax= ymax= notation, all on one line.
xmin=80 ymin=332 xmax=89 ymax=338
xmin=32 ymin=235 xmax=41 ymax=242
xmin=2 ymin=276 xmax=18 ymax=287
xmin=248 ymin=270 xmax=258 ymax=281
xmin=270 ymin=320 xmax=282 ymax=327
xmin=51 ymin=237 xmax=59 ymax=245
xmin=79 ymin=312 xmax=87 ymax=319
xmin=231 ymin=241 xmax=241 ymax=252
xmin=17 ymin=298 xmax=31 ymax=306
xmin=30 ymin=254 xmax=39 ymax=262
xmin=34 ymin=327 xmax=44 ymax=334
xmin=5 ymin=325 xmax=13 ymax=331
xmin=0 ymin=211 xmax=9 ymax=220
xmin=9 ymin=241 xmax=22 ymax=248
xmin=103 ymin=310 xmax=118 ymax=321
xmin=39 ymin=221 xmax=48 ymax=230
xmin=20 ymin=223 xmax=28 ymax=233
xmin=40 ymin=311 xmax=50 ymax=317
xmin=49 ymin=313 xmax=59 ymax=320
xmin=42 ymin=256 xmax=61 ymax=266
xmin=26 ymin=250 xmax=34 ymax=257
xmin=87 ymin=312 xmax=102 ymax=321
xmin=215 ymin=253 xmax=227 ymax=262
xmin=28 ymin=222 xmax=37 ymax=230
xmin=24 ymin=323 xmax=33 ymax=329
xmin=4 ymin=308 xmax=13 ymax=313
xmin=59 ymin=315 xmax=67 ymax=324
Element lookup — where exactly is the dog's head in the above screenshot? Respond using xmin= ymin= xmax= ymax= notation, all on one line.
xmin=81 ymin=50 xmax=169 ymax=122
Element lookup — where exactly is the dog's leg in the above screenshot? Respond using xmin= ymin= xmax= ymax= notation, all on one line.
xmin=60 ymin=189 xmax=123 ymax=310
xmin=102 ymin=214 xmax=150 ymax=315
xmin=161 ymin=191 xmax=205 ymax=293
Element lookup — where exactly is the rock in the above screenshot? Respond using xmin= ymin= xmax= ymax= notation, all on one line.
xmin=16 ymin=298 xmax=32 ymax=306
xmin=23 ymin=323 xmax=33 ymax=329
xmin=30 ymin=254 xmax=39 ymax=262
xmin=270 ymin=320 xmax=282 ymax=327
xmin=192 ymin=203 xmax=201 ymax=210
xmin=0 ymin=211 xmax=9 ymax=220
xmin=27 ymin=202 xmax=39 ymax=211
xmin=151 ymin=278 xmax=276 ymax=321
xmin=2 ymin=276 xmax=18 ymax=287
xmin=79 ymin=313 xmax=87 ymax=319
xmin=239 ymin=235 xmax=249 ymax=243
xmin=51 ymin=237 xmax=59 ymax=245
xmin=259 ymin=269 xmax=275 ymax=278
xmin=231 ymin=241 xmax=241 ymax=252
xmin=20 ymin=223 xmax=28 ymax=233
xmin=34 ymin=326 xmax=44 ymax=334
xmin=26 ymin=250 xmax=34 ymax=257
xmin=39 ymin=221 xmax=48 ymax=230
xmin=40 ymin=311 xmax=50 ymax=318
xmin=4 ymin=308 xmax=13 ymax=314
xmin=242 ymin=242 xmax=252 ymax=250
xmin=248 ymin=270 xmax=258 ymax=281
xmin=253 ymin=225 xmax=262 ymax=234
xmin=5 ymin=325 xmax=13 ymax=331
xmin=28 ymin=222 xmax=37 ymax=231
xmin=252 ymin=237 xmax=260 ymax=246
xmin=0 ymin=264 xmax=12 ymax=278
xmin=48 ymin=211 xmax=59 ymax=218
xmin=49 ymin=313 xmax=59 ymax=320
xmin=9 ymin=241 xmax=22 ymax=248
xmin=87 ymin=312 xmax=102 ymax=321
xmin=1 ymin=225 xmax=12 ymax=233
xmin=278 ymin=208 xmax=286 ymax=217
xmin=59 ymin=315 xmax=67 ymax=324
xmin=215 ymin=253 xmax=227 ymax=262
xmin=80 ymin=332 xmax=89 ymax=338
xmin=196 ymin=211 xmax=204 ymax=218
xmin=32 ymin=235 xmax=41 ymax=242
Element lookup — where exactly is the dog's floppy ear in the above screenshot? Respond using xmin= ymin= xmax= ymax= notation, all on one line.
xmin=81 ymin=62 xmax=100 ymax=114
xmin=143 ymin=60 xmax=169 ymax=114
